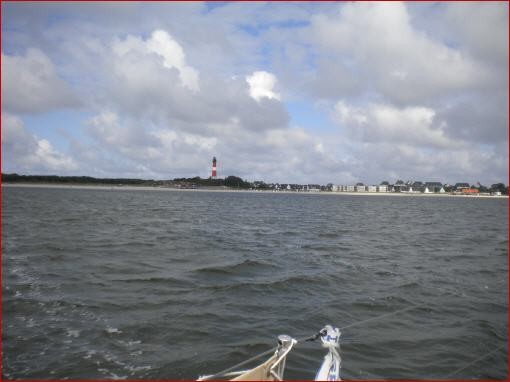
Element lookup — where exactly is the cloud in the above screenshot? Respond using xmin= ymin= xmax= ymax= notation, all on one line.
xmin=1 ymin=114 xmax=77 ymax=173
xmin=1 ymin=49 xmax=79 ymax=114
xmin=86 ymin=110 xmax=216 ymax=166
xmin=333 ymin=101 xmax=460 ymax=149
xmin=208 ymin=126 xmax=349 ymax=184
xmin=97 ymin=30 xmax=291 ymax=135
xmin=246 ymin=71 xmax=281 ymax=101
xmin=1 ymin=2 xmax=507 ymax=185
xmin=330 ymin=100 xmax=507 ymax=184
xmin=82 ymin=108 xmax=347 ymax=183
xmin=437 ymin=94 xmax=508 ymax=144
xmin=345 ymin=141 xmax=506 ymax=186
xmin=442 ymin=2 xmax=508 ymax=68
xmin=308 ymin=2 xmax=490 ymax=104
xmin=70 ymin=27 xmax=307 ymax=180
xmin=113 ymin=29 xmax=199 ymax=92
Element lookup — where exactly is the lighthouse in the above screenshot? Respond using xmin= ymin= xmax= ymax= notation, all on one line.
xmin=211 ymin=157 xmax=217 ymax=179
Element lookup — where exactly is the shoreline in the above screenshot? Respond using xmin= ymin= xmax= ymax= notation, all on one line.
xmin=2 ymin=183 xmax=507 ymax=199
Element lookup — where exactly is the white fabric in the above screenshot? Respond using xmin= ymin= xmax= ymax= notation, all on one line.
xmin=315 ymin=325 xmax=341 ymax=381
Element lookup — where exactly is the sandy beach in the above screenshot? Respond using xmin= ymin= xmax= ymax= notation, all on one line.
xmin=2 ymin=183 xmax=507 ymax=199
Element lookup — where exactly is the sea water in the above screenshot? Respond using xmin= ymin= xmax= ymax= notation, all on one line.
xmin=2 ymin=186 xmax=507 ymax=379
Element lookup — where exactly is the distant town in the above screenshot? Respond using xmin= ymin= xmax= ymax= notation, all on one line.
xmin=2 ymin=173 xmax=508 ymax=196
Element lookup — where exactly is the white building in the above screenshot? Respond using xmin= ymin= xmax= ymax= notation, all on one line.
xmin=378 ymin=185 xmax=388 ymax=192
xmin=368 ymin=185 xmax=377 ymax=192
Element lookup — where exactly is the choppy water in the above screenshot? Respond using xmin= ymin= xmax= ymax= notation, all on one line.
xmin=2 ymin=185 xmax=508 ymax=380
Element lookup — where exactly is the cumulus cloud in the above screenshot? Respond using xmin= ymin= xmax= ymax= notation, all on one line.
xmin=345 ymin=140 xmax=506 ymax=186
xmin=246 ymin=71 xmax=281 ymax=102
xmin=86 ymin=110 xmax=217 ymax=167
xmin=1 ymin=114 xmax=77 ymax=173
xmin=1 ymin=49 xmax=79 ymax=114
xmin=330 ymin=99 xmax=507 ymax=184
xmin=309 ymin=2 xmax=489 ymax=104
xmin=112 ymin=29 xmax=199 ymax=92
xmin=333 ymin=101 xmax=460 ymax=149
xmin=101 ymin=30 xmax=290 ymax=135
xmin=81 ymin=108 xmax=346 ymax=183
xmin=209 ymin=126 xmax=349 ymax=184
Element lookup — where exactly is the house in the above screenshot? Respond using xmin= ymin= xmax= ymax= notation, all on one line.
xmin=454 ymin=183 xmax=471 ymax=191
xmin=367 ymin=185 xmax=377 ymax=192
xmin=378 ymin=185 xmax=388 ymax=192
xmin=425 ymin=182 xmax=444 ymax=193
xmin=392 ymin=180 xmax=406 ymax=192
xmin=346 ymin=185 xmax=356 ymax=192
xmin=411 ymin=181 xmax=425 ymax=193
xmin=462 ymin=188 xmax=479 ymax=195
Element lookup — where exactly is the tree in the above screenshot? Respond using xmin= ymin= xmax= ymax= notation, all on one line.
xmin=490 ymin=183 xmax=508 ymax=195
xmin=225 ymin=175 xmax=250 ymax=189
xmin=380 ymin=181 xmax=389 ymax=185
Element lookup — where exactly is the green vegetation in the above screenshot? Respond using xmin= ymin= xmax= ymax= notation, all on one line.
xmin=172 ymin=176 xmax=224 ymax=187
xmin=172 ymin=175 xmax=250 ymax=188
xmin=2 ymin=173 xmax=148 ymax=185
xmin=224 ymin=176 xmax=251 ymax=189
xmin=1 ymin=173 xmax=252 ymax=189
xmin=490 ymin=183 xmax=508 ymax=195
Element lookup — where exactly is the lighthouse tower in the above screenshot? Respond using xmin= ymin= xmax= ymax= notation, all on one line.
xmin=211 ymin=157 xmax=217 ymax=179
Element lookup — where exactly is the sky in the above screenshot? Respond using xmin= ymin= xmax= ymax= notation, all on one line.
xmin=1 ymin=1 xmax=508 ymax=185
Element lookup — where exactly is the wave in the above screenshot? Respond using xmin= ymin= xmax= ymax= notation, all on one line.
xmin=193 ymin=259 xmax=277 ymax=276
xmin=395 ymin=281 xmax=421 ymax=289
xmin=201 ymin=272 xmax=338 ymax=294
xmin=111 ymin=276 xmax=194 ymax=289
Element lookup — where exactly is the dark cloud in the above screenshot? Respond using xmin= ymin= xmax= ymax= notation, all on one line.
xmin=437 ymin=93 xmax=508 ymax=144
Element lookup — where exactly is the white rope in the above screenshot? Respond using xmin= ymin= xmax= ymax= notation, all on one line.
xmin=294 ymin=302 xmax=428 ymax=344
xmin=444 ymin=344 xmax=506 ymax=378
xmin=339 ymin=301 xmax=429 ymax=330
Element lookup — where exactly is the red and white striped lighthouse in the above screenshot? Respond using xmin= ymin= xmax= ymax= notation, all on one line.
xmin=211 ymin=156 xmax=217 ymax=179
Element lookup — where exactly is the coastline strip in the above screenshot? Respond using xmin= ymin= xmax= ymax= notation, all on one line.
xmin=2 ymin=183 xmax=507 ymax=198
